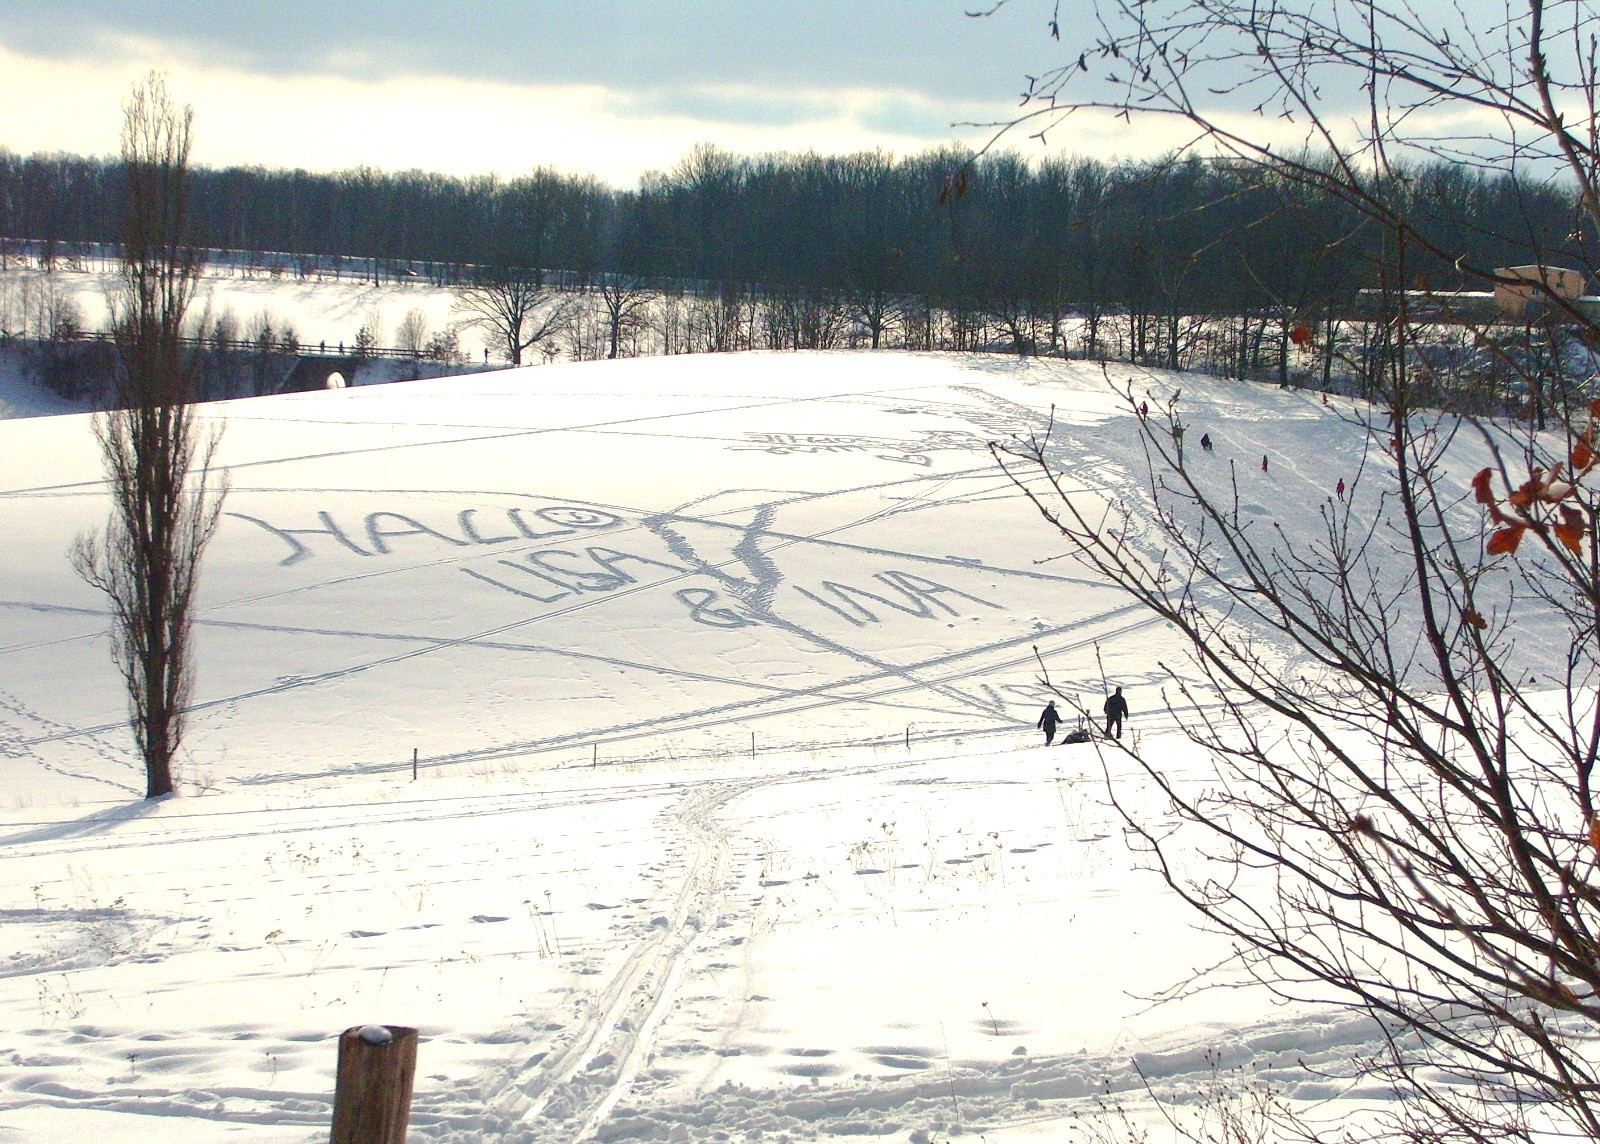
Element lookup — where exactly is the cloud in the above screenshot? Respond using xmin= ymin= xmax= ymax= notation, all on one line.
xmin=0 ymin=0 xmax=1049 ymax=110
xmin=11 ymin=1 xmax=1475 ymax=185
xmin=0 ymin=41 xmax=996 ymax=186
xmin=0 ymin=1 xmax=1057 ymax=183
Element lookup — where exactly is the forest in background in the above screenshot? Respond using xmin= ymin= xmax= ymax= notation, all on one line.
xmin=0 ymin=143 xmax=1591 ymax=411
xmin=0 ymin=143 xmax=1584 ymax=318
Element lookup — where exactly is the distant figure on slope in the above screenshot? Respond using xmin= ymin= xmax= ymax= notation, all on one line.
xmin=1139 ymin=401 xmax=1149 ymax=418
xmin=1037 ymin=701 xmax=1061 ymax=746
xmin=1261 ymin=454 xmax=1269 ymax=473
xmin=1200 ymin=432 xmax=1212 ymax=452
xmin=1336 ymin=478 xmax=1346 ymax=500
xmin=1103 ymin=686 xmax=1128 ymax=740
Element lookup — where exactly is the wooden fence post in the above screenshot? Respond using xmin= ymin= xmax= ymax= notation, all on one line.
xmin=330 ymin=1024 xmax=418 ymax=1144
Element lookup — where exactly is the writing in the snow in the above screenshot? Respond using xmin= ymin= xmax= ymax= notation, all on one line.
xmin=228 ymin=506 xmax=1001 ymax=629
xmin=228 ymin=505 xmax=623 ymax=566
xmin=732 ymin=430 xmax=984 ymax=467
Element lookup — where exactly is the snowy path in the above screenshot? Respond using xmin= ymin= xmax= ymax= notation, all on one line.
xmin=496 ymin=778 xmax=756 ymax=1139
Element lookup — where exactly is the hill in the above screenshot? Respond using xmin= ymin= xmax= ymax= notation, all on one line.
xmin=0 ymin=351 xmax=1415 ymax=1141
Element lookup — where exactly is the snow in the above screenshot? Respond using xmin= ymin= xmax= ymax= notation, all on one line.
xmin=3 ymin=264 xmax=498 ymax=363
xmin=0 ymin=350 xmax=87 ymax=419
xmin=0 ymin=348 xmax=1426 ymax=1140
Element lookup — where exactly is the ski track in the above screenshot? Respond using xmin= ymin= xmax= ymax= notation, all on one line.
xmin=470 ymin=777 xmax=756 ymax=1142
xmin=0 ymin=378 xmax=999 ymax=501
xmin=409 ymin=762 xmax=1398 ymax=1144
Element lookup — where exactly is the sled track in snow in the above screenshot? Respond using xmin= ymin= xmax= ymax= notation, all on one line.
xmin=461 ymin=776 xmax=760 ymax=1142
xmin=408 ymin=761 xmax=1400 ymax=1144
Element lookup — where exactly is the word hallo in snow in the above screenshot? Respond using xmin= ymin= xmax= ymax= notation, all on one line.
xmin=227 ymin=505 xmax=623 ymax=566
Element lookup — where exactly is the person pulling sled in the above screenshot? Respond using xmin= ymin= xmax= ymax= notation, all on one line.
xmin=1103 ymin=686 xmax=1129 ymax=739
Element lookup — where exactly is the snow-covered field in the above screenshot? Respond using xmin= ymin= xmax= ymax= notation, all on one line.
xmin=0 ymin=349 xmax=1408 ymax=1140
xmin=2 ymin=264 xmax=494 ymax=364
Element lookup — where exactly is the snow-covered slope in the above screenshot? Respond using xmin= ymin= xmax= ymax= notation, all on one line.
xmin=0 ymin=351 xmax=1414 ymax=1141
xmin=3 ymin=265 xmax=494 ymax=364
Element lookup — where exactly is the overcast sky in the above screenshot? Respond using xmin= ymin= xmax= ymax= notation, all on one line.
xmin=0 ymin=1 xmax=1163 ymax=187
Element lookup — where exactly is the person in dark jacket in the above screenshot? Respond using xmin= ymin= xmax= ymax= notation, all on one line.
xmin=1103 ymin=686 xmax=1128 ymax=739
xmin=1037 ymin=700 xmax=1061 ymax=745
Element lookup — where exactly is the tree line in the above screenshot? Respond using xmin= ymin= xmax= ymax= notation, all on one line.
xmin=0 ymin=143 xmax=1583 ymax=345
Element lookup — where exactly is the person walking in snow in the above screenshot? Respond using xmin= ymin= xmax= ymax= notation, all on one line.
xmin=1103 ymin=686 xmax=1128 ymax=740
xmin=1336 ymin=478 xmax=1345 ymax=500
xmin=1200 ymin=432 xmax=1212 ymax=452
xmin=1037 ymin=700 xmax=1061 ymax=746
xmin=1261 ymin=454 xmax=1269 ymax=473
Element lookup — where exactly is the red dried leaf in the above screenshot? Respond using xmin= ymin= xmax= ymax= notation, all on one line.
xmin=1470 ymin=467 xmax=1495 ymax=505
xmin=1587 ymin=816 xmax=1600 ymax=850
xmin=1289 ymin=322 xmax=1311 ymax=346
xmin=1508 ymin=481 xmax=1539 ymax=511
xmin=1574 ymin=439 xmax=1594 ymax=470
xmin=1487 ymin=525 xmax=1526 ymax=555
xmin=1590 ymin=398 xmax=1600 ymax=419
xmin=1555 ymin=505 xmax=1587 ymax=555
xmin=1463 ymin=609 xmax=1487 ymax=630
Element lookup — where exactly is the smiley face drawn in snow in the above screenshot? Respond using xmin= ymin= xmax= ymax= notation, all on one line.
xmin=534 ymin=506 xmax=620 ymax=529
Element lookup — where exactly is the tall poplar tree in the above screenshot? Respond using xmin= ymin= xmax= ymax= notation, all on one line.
xmin=73 ymin=74 xmax=226 ymax=799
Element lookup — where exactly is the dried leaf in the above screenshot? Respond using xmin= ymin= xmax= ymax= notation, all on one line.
xmin=1470 ymin=467 xmax=1495 ymax=506
xmin=1574 ymin=439 xmax=1594 ymax=470
xmin=1587 ymin=816 xmax=1600 ymax=850
xmin=1289 ymin=322 xmax=1311 ymax=346
xmin=1555 ymin=505 xmax=1587 ymax=555
xmin=1463 ymin=609 xmax=1487 ymax=631
xmin=1487 ymin=524 xmax=1526 ymax=555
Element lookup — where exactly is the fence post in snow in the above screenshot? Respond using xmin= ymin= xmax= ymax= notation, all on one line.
xmin=330 ymin=1024 xmax=417 ymax=1144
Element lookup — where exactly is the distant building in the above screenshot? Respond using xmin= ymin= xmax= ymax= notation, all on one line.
xmin=1493 ymin=265 xmax=1588 ymax=320
xmin=1352 ymin=264 xmax=1598 ymax=324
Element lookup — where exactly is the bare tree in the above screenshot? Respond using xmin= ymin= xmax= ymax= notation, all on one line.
xmin=453 ymin=265 xmax=572 ymax=366
xmin=395 ymin=307 xmax=429 ymax=358
xmin=595 ymin=274 xmax=653 ymax=360
xmin=71 ymin=74 xmax=226 ymax=800
xmin=989 ymin=0 xmax=1600 ymax=1136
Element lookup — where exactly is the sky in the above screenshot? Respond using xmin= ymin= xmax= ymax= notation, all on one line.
xmin=0 ymin=0 xmax=1163 ymax=188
